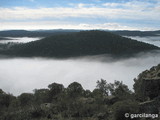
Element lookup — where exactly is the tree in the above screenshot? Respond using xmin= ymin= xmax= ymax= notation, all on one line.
xmin=0 ymin=89 xmax=5 ymax=94
xmin=67 ymin=82 xmax=84 ymax=98
xmin=83 ymin=89 xmax=92 ymax=98
xmin=0 ymin=90 xmax=15 ymax=108
xmin=34 ymin=88 xmax=49 ymax=104
xmin=96 ymin=79 xmax=132 ymax=100
xmin=18 ymin=93 xmax=34 ymax=107
xmin=108 ymin=80 xmax=132 ymax=99
xmin=96 ymin=79 xmax=109 ymax=96
xmin=48 ymin=83 xmax=64 ymax=102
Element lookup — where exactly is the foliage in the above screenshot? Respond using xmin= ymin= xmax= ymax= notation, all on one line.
xmin=96 ymin=79 xmax=109 ymax=96
xmin=48 ymin=83 xmax=64 ymax=102
xmin=18 ymin=93 xmax=34 ymax=107
xmin=112 ymin=100 xmax=140 ymax=120
xmin=67 ymin=82 xmax=84 ymax=98
xmin=0 ymin=80 xmax=129 ymax=120
xmin=96 ymin=79 xmax=132 ymax=100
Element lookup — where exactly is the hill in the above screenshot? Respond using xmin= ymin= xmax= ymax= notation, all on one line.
xmin=0 ymin=30 xmax=159 ymax=58
xmin=1 ymin=29 xmax=160 ymax=37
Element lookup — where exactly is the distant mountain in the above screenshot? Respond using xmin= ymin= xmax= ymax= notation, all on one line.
xmin=0 ymin=29 xmax=80 ymax=37
xmin=1 ymin=30 xmax=159 ymax=58
xmin=112 ymin=30 xmax=160 ymax=36
xmin=0 ymin=29 xmax=160 ymax=37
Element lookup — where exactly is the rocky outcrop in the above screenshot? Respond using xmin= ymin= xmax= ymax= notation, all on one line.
xmin=140 ymin=98 xmax=160 ymax=114
xmin=143 ymin=78 xmax=160 ymax=100
xmin=134 ymin=64 xmax=160 ymax=100
xmin=134 ymin=64 xmax=160 ymax=116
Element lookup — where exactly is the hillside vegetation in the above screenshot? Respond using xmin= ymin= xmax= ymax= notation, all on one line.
xmin=0 ymin=79 xmax=137 ymax=120
xmin=0 ymin=64 xmax=160 ymax=120
xmin=1 ymin=30 xmax=159 ymax=58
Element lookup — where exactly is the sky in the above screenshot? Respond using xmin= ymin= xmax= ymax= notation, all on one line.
xmin=0 ymin=0 xmax=160 ymax=30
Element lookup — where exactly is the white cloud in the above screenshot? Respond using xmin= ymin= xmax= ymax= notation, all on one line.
xmin=0 ymin=1 xmax=159 ymax=30
xmin=0 ymin=0 xmax=159 ymax=21
xmin=103 ymin=1 xmax=152 ymax=9
xmin=0 ymin=21 xmax=158 ymax=31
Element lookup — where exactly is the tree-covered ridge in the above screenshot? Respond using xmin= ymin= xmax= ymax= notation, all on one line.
xmin=1 ymin=30 xmax=159 ymax=58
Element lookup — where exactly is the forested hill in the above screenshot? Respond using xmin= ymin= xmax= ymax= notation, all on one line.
xmin=1 ymin=30 xmax=159 ymax=58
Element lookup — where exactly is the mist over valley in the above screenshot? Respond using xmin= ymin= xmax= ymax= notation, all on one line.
xmin=0 ymin=31 xmax=160 ymax=95
xmin=1 ymin=0 xmax=160 ymax=119
xmin=125 ymin=36 xmax=160 ymax=47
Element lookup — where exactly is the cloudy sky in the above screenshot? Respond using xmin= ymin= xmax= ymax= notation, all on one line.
xmin=0 ymin=0 xmax=160 ymax=30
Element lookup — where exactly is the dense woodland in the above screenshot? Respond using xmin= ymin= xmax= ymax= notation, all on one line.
xmin=0 ymin=31 xmax=159 ymax=58
xmin=0 ymin=64 xmax=160 ymax=120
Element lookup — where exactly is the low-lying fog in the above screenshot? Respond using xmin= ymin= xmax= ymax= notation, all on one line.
xmin=125 ymin=36 xmax=160 ymax=47
xmin=0 ymin=51 xmax=160 ymax=96
xmin=0 ymin=36 xmax=160 ymax=96
xmin=0 ymin=37 xmax=42 ymax=44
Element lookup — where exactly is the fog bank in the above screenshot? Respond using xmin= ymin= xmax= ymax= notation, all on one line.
xmin=0 ymin=51 xmax=160 ymax=96
xmin=0 ymin=37 xmax=42 ymax=44
xmin=125 ymin=36 xmax=160 ymax=47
